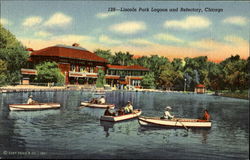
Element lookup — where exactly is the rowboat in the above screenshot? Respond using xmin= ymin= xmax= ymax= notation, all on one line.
xmin=100 ymin=109 xmax=142 ymax=122
xmin=138 ymin=116 xmax=211 ymax=128
xmin=80 ymin=101 xmax=115 ymax=109
xmin=9 ymin=103 xmax=61 ymax=111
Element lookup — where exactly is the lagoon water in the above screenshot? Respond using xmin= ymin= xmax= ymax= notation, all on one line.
xmin=0 ymin=91 xmax=249 ymax=159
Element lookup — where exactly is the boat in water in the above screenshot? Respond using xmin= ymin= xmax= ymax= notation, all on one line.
xmin=138 ymin=116 xmax=211 ymax=128
xmin=100 ymin=109 xmax=142 ymax=122
xmin=9 ymin=103 xmax=61 ymax=111
xmin=80 ymin=101 xmax=115 ymax=109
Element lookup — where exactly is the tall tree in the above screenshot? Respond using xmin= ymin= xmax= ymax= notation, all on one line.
xmin=96 ymin=68 xmax=106 ymax=87
xmin=221 ymin=55 xmax=248 ymax=91
xmin=94 ymin=49 xmax=114 ymax=64
xmin=112 ymin=51 xmax=134 ymax=66
xmin=159 ymin=63 xmax=183 ymax=90
xmin=141 ymin=72 xmax=155 ymax=89
xmin=0 ymin=24 xmax=28 ymax=84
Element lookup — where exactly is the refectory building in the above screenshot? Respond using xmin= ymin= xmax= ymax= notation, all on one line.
xmin=21 ymin=44 xmax=149 ymax=88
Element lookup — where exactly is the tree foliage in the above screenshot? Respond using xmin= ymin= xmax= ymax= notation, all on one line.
xmin=141 ymin=72 xmax=155 ymax=89
xmin=0 ymin=24 xmax=28 ymax=84
xmin=96 ymin=68 xmax=106 ymax=87
xmin=159 ymin=63 xmax=183 ymax=90
xmin=0 ymin=60 xmax=7 ymax=86
xmin=35 ymin=61 xmax=65 ymax=84
xmin=94 ymin=49 xmax=114 ymax=64
xmin=85 ymin=49 xmax=249 ymax=91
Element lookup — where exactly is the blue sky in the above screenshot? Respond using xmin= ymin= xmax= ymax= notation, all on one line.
xmin=1 ymin=1 xmax=249 ymax=61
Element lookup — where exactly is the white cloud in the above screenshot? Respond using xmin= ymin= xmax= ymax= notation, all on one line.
xmin=35 ymin=31 xmax=52 ymax=37
xmin=99 ymin=35 xmax=121 ymax=45
xmin=0 ymin=18 xmax=12 ymax=25
xmin=109 ymin=21 xmax=146 ymax=34
xmin=189 ymin=39 xmax=222 ymax=50
xmin=44 ymin=12 xmax=72 ymax=27
xmin=224 ymin=35 xmax=247 ymax=45
xmin=52 ymin=34 xmax=93 ymax=42
xmin=129 ymin=39 xmax=154 ymax=46
xmin=22 ymin=16 xmax=42 ymax=27
xmin=96 ymin=12 xmax=118 ymax=19
xmin=164 ymin=16 xmax=211 ymax=30
xmin=223 ymin=16 xmax=248 ymax=26
xmin=154 ymin=33 xmax=184 ymax=43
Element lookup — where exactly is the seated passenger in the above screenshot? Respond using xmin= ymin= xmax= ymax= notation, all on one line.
xmin=117 ymin=108 xmax=125 ymax=116
xmin=90 ymin=98 xmax=98 ymax=104
xmin=27 ymin=95 xmax=38 ymax=104
xmin=104 ymin=106 xmax=116 ymax=116
xmin=202 ymin=109 xmax=211 ymax=121
xmin=161 ymin=106 xmax=174 ymax=119
xmin=124 ymin=101 xmax=133 ymax=114
xmin=98 ymin=96 xmax=106 ymax=104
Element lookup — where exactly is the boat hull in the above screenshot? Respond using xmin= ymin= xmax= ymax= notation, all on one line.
xmin=138 ymin=117 xmax=211 ymax=128
xmin=100 ymin=109 xmax=142 ymax=122
xmin=9 ymin=103 xmax=61 ymax=111
xmin=80 ymin=101 xmax=115 ymax=109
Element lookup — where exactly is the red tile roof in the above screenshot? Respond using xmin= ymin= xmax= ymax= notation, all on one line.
xmin=107 ymin=64 xmax=149 ymax=71
xmin=30 ymin=45 xmax=108 ymax=63
xmin=196 ymin=84 xmax=205 ymax=88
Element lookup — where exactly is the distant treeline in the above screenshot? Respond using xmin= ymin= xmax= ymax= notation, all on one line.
xmin=0 ymin=24 xmax=249 ymax=92
xmin=94 ymin=49 xmax=250 ymax=91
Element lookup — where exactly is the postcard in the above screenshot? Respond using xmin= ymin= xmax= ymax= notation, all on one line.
xmin=0 ymin=0 xmax=249 ymax=159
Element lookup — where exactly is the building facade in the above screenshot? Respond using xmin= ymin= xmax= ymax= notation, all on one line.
xmin=105 ymin=64 xmax=149 ymax=88
xmin=24 ymin=44 xmax=108 ymax=85
xmin=21 ymin=44 xmax=149 ymax=88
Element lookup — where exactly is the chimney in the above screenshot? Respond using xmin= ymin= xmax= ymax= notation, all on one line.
xmin=26 ymin=48 xmax=34 ymax=52
xmin=72 ymin=43 xmax=80 ymax=47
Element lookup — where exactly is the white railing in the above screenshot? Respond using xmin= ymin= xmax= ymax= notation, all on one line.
xmin=69 ymin=71 xmax=97 ymax=77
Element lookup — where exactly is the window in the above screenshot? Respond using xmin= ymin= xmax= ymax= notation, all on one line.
xmin=70 ymin=64 xmax=76 ymax=72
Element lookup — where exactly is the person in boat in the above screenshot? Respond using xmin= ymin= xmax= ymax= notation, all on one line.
xmin=98 ymin=96 xmax=106 ymax=104
xmin=27 ymin=95 xmax=38 ymax=104
xmin=90 ymin=98 xmax=98 ymax=104
xmin=161 ymin=106 xmax=174 ymax=119
xmin=117 ymin=107 xmax=125 ymax=115
xmin=104 ymin=106 xmax=116 ymax=116
xmin=124 ymin=101 xmax=133 ymax=114
xmin=202 ymin=109 xmax=211 ymax=121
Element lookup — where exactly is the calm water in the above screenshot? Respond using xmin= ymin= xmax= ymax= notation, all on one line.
xmin=0 ymin=91 xmax=249 ymax=159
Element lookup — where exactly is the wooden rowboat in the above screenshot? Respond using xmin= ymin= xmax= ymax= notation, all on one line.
xmin=100 ymin=109 xmax=142 ymax=122
xmin=80 ymin=101 xmax=115 ymax=109
xmin=9 ymin=103 xmax=61 ymax=111
xmin=138 ymin=116 xmax=211 ymax=128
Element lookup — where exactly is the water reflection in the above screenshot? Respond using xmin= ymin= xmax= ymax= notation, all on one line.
xmin=191 ymin=128 xmax=211 ymax=144
xmin=100 ymin=121 xmax=114 ymax=137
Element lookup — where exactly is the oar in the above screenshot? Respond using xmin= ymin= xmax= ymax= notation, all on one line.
xmin=176 ymin=119 xmax=189 ymax=130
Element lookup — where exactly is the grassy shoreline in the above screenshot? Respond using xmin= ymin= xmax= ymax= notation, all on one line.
xmin=219 ymin=90 xmax=249 ymax=100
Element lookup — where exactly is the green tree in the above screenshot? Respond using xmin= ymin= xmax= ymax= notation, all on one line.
xmin=183 ymin=56 xmax=209 ymax=90
xmin=94 ymin=49 xmax=114 ymax=63
xmin=0 ymin=60 xmax=7 ymax=86
xmin=141 ymin=72 xmax=155 ymax=89
xmin=221 ymin=55 xmax=248 ymax=91
xmin=112 ymin=51 xmax=135 ymax=66
xmin=0 ymin=24 xmax=28 ymax=84
xmin=159 ymin=63 xmax=183 ymax=90
xmin=96 ymin=68 xmax=106 ymax=87
xmin=35 ymin=62 xmax=65 ymax=84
